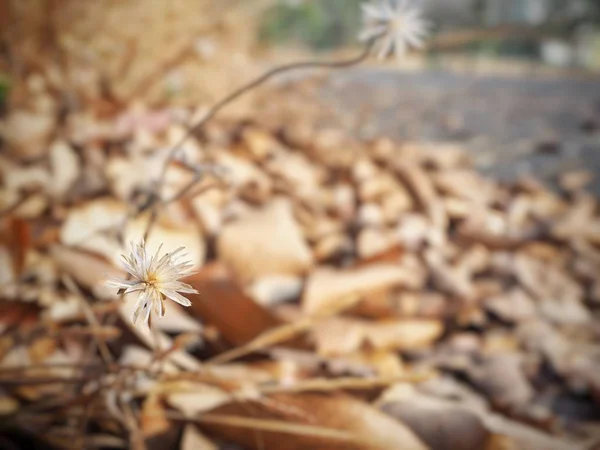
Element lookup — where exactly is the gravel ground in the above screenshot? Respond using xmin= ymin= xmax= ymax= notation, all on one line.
xmin=320 ymin=68 xmax=600 ymax=189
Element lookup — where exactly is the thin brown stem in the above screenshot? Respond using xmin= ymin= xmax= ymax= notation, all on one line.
xmin=138 ymin=41 xmax=374 ymax=241
xmin=158 ymin=42 xmax=374 ymax=184
xmin=62 ymin=275 xmax=114 ymax=365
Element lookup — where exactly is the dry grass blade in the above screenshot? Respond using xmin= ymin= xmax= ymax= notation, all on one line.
xmin=206 ymin=317 xmax=316 ymax=365
xmin=179 ymin=412 xmax=379 ymax=445
xmin=200 ymin=392 xmax=428 ymax=449
xmin=259 ymin=373 xmax=433 ymax=394
xmin=62 ymin=275 xmax=114 ymax=364
xmin=207 ymin=293 xmax=360 ymax=365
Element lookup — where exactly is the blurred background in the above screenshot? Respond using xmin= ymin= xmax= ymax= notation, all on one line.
xmin=3 ymin=0 xmax=599 ymax=176
xmin=262 ymin=0 xmax=600 ymax=67
xmin=3 ymin=0 xmax=600 ymax=106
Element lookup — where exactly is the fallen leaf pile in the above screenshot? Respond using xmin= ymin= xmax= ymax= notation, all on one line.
xmin=1 ymin=13 xmax=600 ymax=450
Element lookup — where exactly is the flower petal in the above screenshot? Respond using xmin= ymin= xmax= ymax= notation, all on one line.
xmin=162 ymin=290 xmax=192 ymax=307
xmin=105 ymin=277 xmax=137 ymax=289
xmin=131 ymin=294 xmax=148 ymax=325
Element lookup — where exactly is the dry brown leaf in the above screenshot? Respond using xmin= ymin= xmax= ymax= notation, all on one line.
xmin=1 ymin=217 xmax=31 ymax=277
xmin=483 ymin=289 xmax=537 ymax=323
xmin=312 ymin=317 xmax=366 ymax=356
xmin=468 ymin=354 xmax=534 ymax=410
xmin=313 ymin=233 xmax=353 ymax=262
xmin=393 ymin=161 xmax=447 ymax=235
xmin=184 ymin=263 xmax=292 ymax=347
xmin=365 ymin=320 xmax=444 ymax=352
xmin=433 ymin=169 xmax=496 ymax=205
xmin=166 ymin=382 xmax=232 ymax=417
xmin=356 ymin=228 xmax=397 ymax=260
xmin=49 ymin=141 xmax=80 ymax=198
xmin=217 ymin=198 xmax=313 ymax=281
xmin=378 ymin=384 xmax=581 ymax=450
xmin=50 ymin=245 xmax=125 ymax=297
xmin=381 ymin=400 xmax=490 ymax=450
xmin=482 ymin=414 xmax=586 ymax=450
xmin=303 ymin=264 xmax=417 ymax=316
xmin=551 ymin=194 xmax=600 ymax=243
xmin=28 ymin=337 xmax=57 ymax=364
xmin=457 ymin=212 xmax=539 ymax=249
xmin=516 ymin=320 xmax=574 ymax=377
xmin=264 ymin=150 xmax=323 ymax=199
xmin=313 ymin=317 xmax=443 ymax=355
xmin=181 ymin=425 xmax=218 ymax=450
xmin=514 ymin=254 xmax=589 ymax=326
xmin=1 ymin=160 xmax=50 ymax=193
xmin=205 ymin=392 xmax=428 ymax=450
xmin=59 ymin=197 xmax=127 ymax=261
xmin=141 ymin=394 xmax=171 ymax=437
xmin=0 ymin=110 xmax=55 ymax=159
xmin=424 ymin=249 xmax=474 ymax=299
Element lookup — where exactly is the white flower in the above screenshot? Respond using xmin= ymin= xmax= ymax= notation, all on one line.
xmin=107 ymin=242 xmax=198 ymax=326
xmin=359 ymin=0 xmax=431 ymax=61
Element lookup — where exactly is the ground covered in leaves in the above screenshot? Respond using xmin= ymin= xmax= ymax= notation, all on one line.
xmin=2 ymin=28 xmax=600 ymax=450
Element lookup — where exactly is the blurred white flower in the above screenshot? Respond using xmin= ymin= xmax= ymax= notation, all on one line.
xmin=359 ymin=0 xmax=431 ymax=61
xmin=107 ymin=241 xmax=198 ymax=326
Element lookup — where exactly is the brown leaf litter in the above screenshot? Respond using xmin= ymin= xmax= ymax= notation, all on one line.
xmin=1 ymin=34 xmax=600 ymax=450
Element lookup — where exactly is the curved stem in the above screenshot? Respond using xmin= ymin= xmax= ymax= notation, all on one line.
xmin=154 ymin=41 xmax=374 ymax=204
xmin=138 ymin=41 xmax=374 ymax=241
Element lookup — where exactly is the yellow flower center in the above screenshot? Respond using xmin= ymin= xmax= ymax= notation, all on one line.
xmin=390 ymin=17 xmax=403 ymax=31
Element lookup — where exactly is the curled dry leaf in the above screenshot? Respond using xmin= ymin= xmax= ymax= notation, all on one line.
xmin=60 ymin=197 xmax=127 ymax=262
xmin=313 ymin=317 xmax=443 ymax=356
xmin=183 ymin=263 xmax=287 ymax=346
xmin=303 ymin=264 xmax=418 ymax=316
xmin=204 ymin=392 xmax=428 ymax=450
xmin=393 ymin=161 xmax=447 ymax=236
xmin=50 ymin=245 xmax=125 ymax=298
xmin=217 ymin=198 xmax=313 ymax=282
